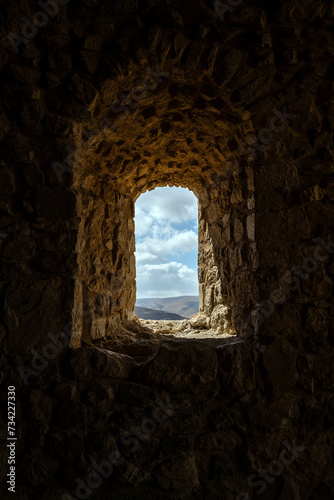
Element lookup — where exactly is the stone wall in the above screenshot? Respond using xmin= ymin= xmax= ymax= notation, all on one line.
xmin=1 ymin=338 xmax=334 ymax=499
xmin=0 ymin=0 xmax=334 ymax=498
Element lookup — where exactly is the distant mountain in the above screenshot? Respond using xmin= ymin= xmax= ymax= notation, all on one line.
xmin=136 ymin=296 xmax=199 ymax=319
xmin=135 ymin=306 xmax=187 ymax=321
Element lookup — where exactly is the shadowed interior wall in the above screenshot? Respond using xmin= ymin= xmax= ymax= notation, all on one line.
xmin=0 ymin=1 xmax=333 ymax=498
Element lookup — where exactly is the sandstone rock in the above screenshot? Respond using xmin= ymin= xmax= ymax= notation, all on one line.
xmin=209 ymin=305 xmax=235 ymax=333
xmin=188 ymin=312 xmax=209 ymax=328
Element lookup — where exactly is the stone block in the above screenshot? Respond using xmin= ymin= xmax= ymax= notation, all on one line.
xmin=246 ymin=214 xmax=255 ymax=241
xmin=140 ymin=342 xmax=218 ymax=400
xmin=83 ymin=381 xmax=115 ymax=407
xmin=70 ymin=347 xmax=134 ymax=381
xmin=216 ymin=341 xmax=256 ymax=395
xmin=69 ymin=74 xmax=99 ymax=109
xmin=10 ymin=64 xmax=41 ymax=83
xmin=262 ymin=340 xmax=298 ymax=396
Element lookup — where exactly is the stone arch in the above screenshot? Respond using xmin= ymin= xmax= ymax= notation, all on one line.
xmin=67 ymin=59 xmax=259 ymax=345
xmin=39 ymin=7 xmax=278 ymax=348
xmin=4 ymin=0 xmax=327 ymax=354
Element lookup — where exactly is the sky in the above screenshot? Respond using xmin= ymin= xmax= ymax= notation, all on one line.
xmin=135 ymin=187 xmax=199 ymax=299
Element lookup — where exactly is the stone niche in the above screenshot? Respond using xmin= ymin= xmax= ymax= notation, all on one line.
xmin=70 ymin=85 xmax=259 ymax=346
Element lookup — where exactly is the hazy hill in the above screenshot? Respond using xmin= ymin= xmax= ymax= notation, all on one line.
xmin=136 ymin=296 xmax=199 ymax=319
xmin=135 ymin=306 xmax=186 ymax=321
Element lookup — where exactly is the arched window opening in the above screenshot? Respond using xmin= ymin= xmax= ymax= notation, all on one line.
xmin=72 ymin=166 xmax=245 ymax=346
xmin=134 ymin=187 xmax=199 ymax=321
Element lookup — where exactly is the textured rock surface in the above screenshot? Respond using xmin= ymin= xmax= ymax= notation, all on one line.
xmin=1 ymin=339 xmax=334 ymax=499
xmin=0 ymin=0 xmax=334 ymax=498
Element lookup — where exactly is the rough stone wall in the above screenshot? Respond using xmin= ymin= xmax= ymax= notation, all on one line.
xmin=71 ymin=89 xmax=258 ymax=340
xmin=0 ymin=0 xmax=334 ymax=499
xmin=1 ymin=339 xmax=334 ymax=499
xmin=0 ymin=0 xmax=271 ymax=347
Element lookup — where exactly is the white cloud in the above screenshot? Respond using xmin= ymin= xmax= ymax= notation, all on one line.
xmin=135 ymin=251 xmax=162 ymax=264
xmin=135 ymin=228 xmax=197 ymax=264
xmin=136 ymin=187 xmax=198 ymax=225
xmin=134 ymin=207 xmax=154 ymax=237
xmin=136 ymin=262 xmax=199 ymax=298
